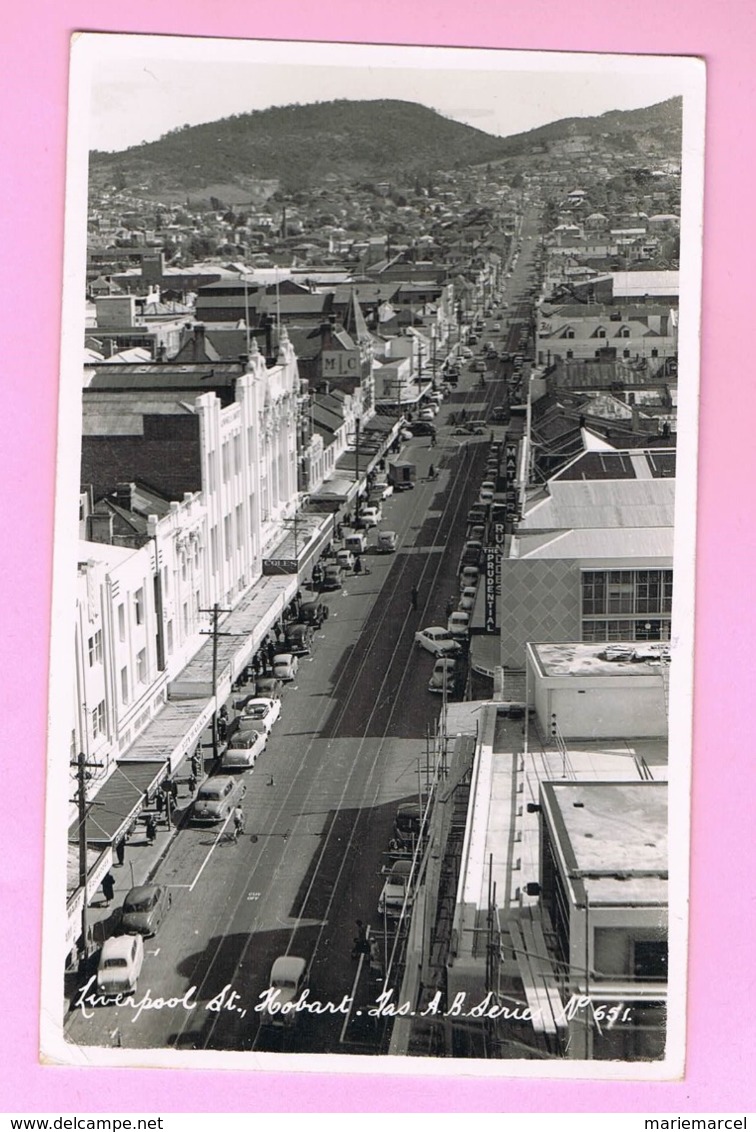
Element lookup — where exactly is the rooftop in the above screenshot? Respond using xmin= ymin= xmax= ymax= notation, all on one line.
xmin=531 ymin=641 xmax=671 ymax=678
xmin=542 ymin=780 xmax=668 ymax=906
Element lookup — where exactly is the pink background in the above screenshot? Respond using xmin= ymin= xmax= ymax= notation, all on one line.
xmin=3 ymin=0 xmax=754 ymax=1114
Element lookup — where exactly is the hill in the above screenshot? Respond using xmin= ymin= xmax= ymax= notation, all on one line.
xmin=89 ymin=99 xmax=512 ymax=198
xmin=89 ymin=96 xmax=682 ymax=201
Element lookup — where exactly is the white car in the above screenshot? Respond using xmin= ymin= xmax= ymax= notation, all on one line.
xmin=418 ymin=408 xmax=436 ymax=422
xmin=260 ymin=956 xmax=309 ymax=1030
xmin=458 ymin=586 xmax=477 ymax=612
xmin=359 ymin=506 xmax=381 ymax=528
xmin=96 ymin=934 xmax=144 ymax=997
xmin=273 ymin=652 xmax=299 ymax=681
xmin=429 ymin=657 xmax=458 ymax=694
xmin=336 ymin=548 xmax=355 ymax=571
xmin=414 ymin=626 xmax=462 ymax=657
xmin=238 ymin=697 xmax=281 ymax=735
xmin=479 ymin=487 xmax=494 ymax=504
xmin=223 ymin=728 xmax=266 ymax=770
xmin=460 ymin=347 xmax=474 ymax=359
xmin=448 ymin=611 xmax=470 ymax=639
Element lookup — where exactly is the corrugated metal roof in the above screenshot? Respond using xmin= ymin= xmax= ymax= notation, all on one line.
xmin=521 ymin=478 xmax=675 ymax=530
xmin=515 ymin=526 xmax=673 ymax=560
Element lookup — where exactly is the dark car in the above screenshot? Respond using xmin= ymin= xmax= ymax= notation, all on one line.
xmin=120 ymin=884 xmax=172 ymax=938
xmin=298 ymin=600 xmax=328 ymax=628
xmin=408 ymin=420 xmax=436 ymax=437
xmin=254 ymin=675 xmax=283 ymax=699
xmin=286 ymin=624 xmax=314 ymax=655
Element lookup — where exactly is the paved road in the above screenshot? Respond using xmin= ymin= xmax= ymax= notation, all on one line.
xmin=65 ymin=364 xmax=507 ymax=1058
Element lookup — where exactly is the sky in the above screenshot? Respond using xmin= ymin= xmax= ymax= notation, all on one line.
xmin=84 ymin=37 xmax=690 ymax=153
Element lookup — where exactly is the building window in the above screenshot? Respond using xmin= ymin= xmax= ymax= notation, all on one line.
xmin=222 ymin=441 xmax=231 ymax=483
xmin=633 ymin=940 xmax=668 ymax=980
xmin=595 ymin=326 xmax=607 ymax=338
xmin=582 ymin=569 xmax=673 ymax=640
xmin=234 ymin=433 xmax=242 ymax=476
xmin=136 ymin=649 xmax=147 ymax=684
xmin=207 ymin=453 xmax=216 ymax=492
xmin=117 ymin=603 xmax=125 ymax=642
xmin=120 ymin=666 xmax=129 ymax=704
xmin=619 ymin=326 xmax=631 ymax=338
xmin=224 ymin=514 xmax=233 ymax=561
xmin=236 ymin=504 xmax=244 ymax=549
xmin=166 ymin=619 xmax=173 ymax=656
xmin=183 ymin=602 xmax=189 ymax=636
xmin=91 ymin=700 xmax=106 ymax=738
xmin=210 ymin=526 xmax=218 ymax=573
xmin=87 ymin=629 xmax=103 ymax=666
xmin=134 ymin=587 xmax=144 ymax=625
xmin=163 ymin=566 xmax=170 ymax=596
xmin=623 ymin=348 xmax=631 ymax=358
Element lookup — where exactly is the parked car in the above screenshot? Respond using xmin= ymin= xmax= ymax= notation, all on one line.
xmin=415 ymin=626 xmax=462 ymax=657
xmin=359 ymin=505 xmax=381 ymax=528
xmin=223 ymin=727 xmax=266 ymax=771
xmin=335 ymin=548 xmax=355 ymax=572
xmin=460 ymin=566 xmax=480 ymax=590
xmin=479 ymin=486 xmax=494 ymax=504
xmin=321 ymin=562 xmax=344 ymax=590
xmin=407 ymin=421 xmax=436 ymax=437
xmin=260 ymin=956 xmax=309 ymax=1029
xmin=344 ymin=532 xmax=367 ymax=554
xmin=96 ymin=934 xmax=144 ymax=997
xmin=368 ymin=480 xmax=393 ymax=502
xmin=460 ymin=346 xmax=474 ymax=359
xmin=120 ymin=884 xmax=172 ymax=938
xmin=418 ymin=407 xmax=437 ymax=421
xmin=378 ymin=859 xmax=413 ymax=919
xmin=448 ymin=611 xmax=470 ymax=639
xmin=467 ymin=524 xmax=485 ymax=543
xmin=254 ymin=675 xmax=283 ymax=699
xmin=286 ymin=624 xmax=314 ymax=655
xmin=458 ymin=586 xmax=478 ymax=612
xmin=453 ymin=426 xmax=474 ymax=436
xmin=377 ymin=529 xmax=397 ymax=553
xmin=492 ymin=322 xmax=502 ymax=331
xmin=273 ymin=652 xmax=299 ymax=681
xmin=427 ymin=391 xmax=444 ymax=403
xmin=238 ymin=697 xmax=281 ymax=735
xmin=491 ymin=406 xmax=508 ymax=422
xmin=191 ymin=776 xmax=246 ymax=824
xmin=471 ymin=359 xmax=486 ymax=373
xmin=429 ymin=657 xmax=458 ymax=694
xmin=298 ymin=601 xmax=328 ymax=629
xmin=399 ymin=428 xmax=414 ymax=441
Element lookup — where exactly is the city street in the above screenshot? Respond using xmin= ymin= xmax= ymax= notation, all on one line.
xmin=65 ymin=362 xmax=507 ymax=1056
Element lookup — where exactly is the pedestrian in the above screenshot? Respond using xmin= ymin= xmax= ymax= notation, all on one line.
xmin=411 ymin=584 xmax=418 ymax=610
xmin=169 ymin=778 xmax=178 ymax=802
xmin=145 ymin=814 xmax=157 ymax=844
xmin=354 ymin=555 xmax=362 ymax=575
xmin=232 ymin=805 xmax=245 ymax=842
xmin=115 ymin=840 xmax=125 ymax=868
xmin=155 ymin=790 xmax=164 ymax=816
xmin=429 ymin=464 xmax=435 ymax=480
xmin=188 ymin=772 xmax=197 ymax=795
xmin=101 ymin=872 xmax=115 ymax=907
xmin=445 ymin=598 xmax=454 ymax=620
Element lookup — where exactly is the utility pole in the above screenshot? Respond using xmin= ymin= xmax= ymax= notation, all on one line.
xmin=73 ymin=751 xmax=103 ymax=964
xmin=199 ymin=603 xmax=234 ymax=761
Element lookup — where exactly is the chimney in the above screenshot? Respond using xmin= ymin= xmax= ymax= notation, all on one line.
xmin=87 ymin=512 xmax=114 ymax=544
xmin=193 ymin=323 xmax=206 ymax=360
xmin=320 ymin=320 xmax=334 ymax=352
xmin=114 ymin=482 xmax=136 ymax=512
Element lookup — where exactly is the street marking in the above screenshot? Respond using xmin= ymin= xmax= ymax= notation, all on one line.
xmin=247 ymin=892 xmax=261 ymax=901
xmin=189 ymin=818 xmax=232 ymax=892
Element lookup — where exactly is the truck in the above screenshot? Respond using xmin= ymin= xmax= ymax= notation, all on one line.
xmin=387 ymin=460 xmax=416 ymax=491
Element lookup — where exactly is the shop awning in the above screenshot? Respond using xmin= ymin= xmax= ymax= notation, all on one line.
xmin=67 ymin=760 xmax=166 ymax=847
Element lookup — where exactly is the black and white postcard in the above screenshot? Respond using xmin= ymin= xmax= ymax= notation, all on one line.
xmin=41 ymin=34 xmax=705 ymax=1078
